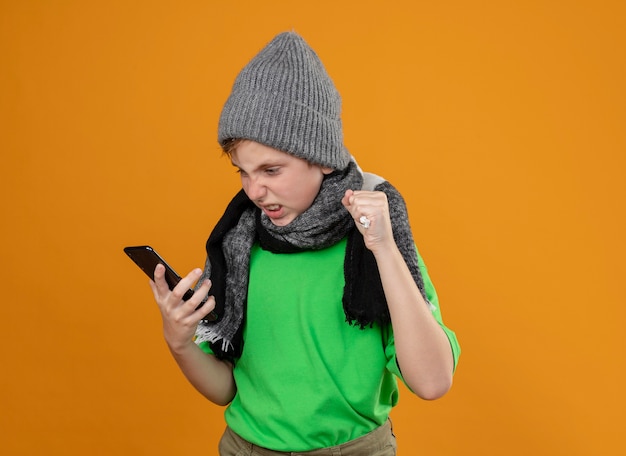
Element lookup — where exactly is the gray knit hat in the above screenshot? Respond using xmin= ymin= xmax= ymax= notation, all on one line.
xmin=218 ymin=32 xmax=350 ymax=170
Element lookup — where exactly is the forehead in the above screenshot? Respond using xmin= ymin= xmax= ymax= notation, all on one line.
xmin=230 ymin=141 xmax=301 ymax=168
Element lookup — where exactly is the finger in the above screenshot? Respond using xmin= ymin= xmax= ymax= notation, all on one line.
xmin=169 ymin=278 xmax=216 ymax=323
xmin=342 ymin=191 xmax=370 ymax=227
xmin=196 ymin=294 xmax=218 ymax=321
xmin=342 ymin=189 xmax=355 ymax=209
xmin=170 ymin=268 xmax=203 ymax=302
xmin=151 ymin=264 xmax=171 ymax=297
xmin=344 ymin=190 xmax=372 ymax=210
xmin=182 ymin=278 xmax=212 ymax=311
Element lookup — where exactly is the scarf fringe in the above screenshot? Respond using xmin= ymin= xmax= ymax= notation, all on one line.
xmin=195 ymin=325 xmax=234 ymax=353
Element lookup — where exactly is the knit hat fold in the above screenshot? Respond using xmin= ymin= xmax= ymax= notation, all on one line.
xmin=218 ymin=31 xmax=350 ymax=170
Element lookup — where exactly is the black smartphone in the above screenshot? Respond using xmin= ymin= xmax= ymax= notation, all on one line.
xmin=123 ymin=245 xmax=217 ymax=321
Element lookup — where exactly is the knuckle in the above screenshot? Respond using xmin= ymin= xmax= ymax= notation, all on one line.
xmin=170 ymin=287 xmax=186 ymax=300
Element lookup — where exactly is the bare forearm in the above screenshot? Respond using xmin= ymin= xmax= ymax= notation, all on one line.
xmin=149 ymin=267 xmax=235 ymax=405
xmin=374 ymin=244 xmax=454 ymax=399
xmin=168 ymin=341 xmax=236 ymax=406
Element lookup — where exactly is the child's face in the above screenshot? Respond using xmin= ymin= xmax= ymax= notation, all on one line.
xmin=230 ymin=140 xmax=333 ymax=226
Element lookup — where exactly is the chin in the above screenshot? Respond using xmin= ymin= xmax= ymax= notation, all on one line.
xmin=268 ymin=215 xmax=296 ymax=227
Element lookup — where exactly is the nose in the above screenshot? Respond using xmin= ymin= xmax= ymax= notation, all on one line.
xmin=245 ymin=176 xmax=266 ymax=201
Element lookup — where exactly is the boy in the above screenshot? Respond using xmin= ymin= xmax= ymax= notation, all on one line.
xmin=150 ymin=31 xmax=460 ymax=455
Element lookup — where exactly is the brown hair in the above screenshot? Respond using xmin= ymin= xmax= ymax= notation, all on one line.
xmin=221 ymin=138 xmax=245 ymax=158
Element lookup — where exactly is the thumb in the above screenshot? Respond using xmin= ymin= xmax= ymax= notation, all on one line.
xmin=341 ymin=189 xmax=354 ymax=209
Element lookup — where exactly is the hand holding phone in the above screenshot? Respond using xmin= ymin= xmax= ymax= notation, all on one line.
xmin=123 ymin=245 xmax=217 ymax=321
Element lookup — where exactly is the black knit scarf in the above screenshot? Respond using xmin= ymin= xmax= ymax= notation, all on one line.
xmin=194 ymin=161 xmax=427 ymax=361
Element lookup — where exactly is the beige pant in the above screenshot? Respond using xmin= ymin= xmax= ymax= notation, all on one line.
xmin=218 ymin=419 xmax=397 ymax=455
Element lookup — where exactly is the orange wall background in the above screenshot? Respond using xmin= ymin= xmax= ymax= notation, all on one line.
xmin=1 ymin=1 xmax=625 ymax=454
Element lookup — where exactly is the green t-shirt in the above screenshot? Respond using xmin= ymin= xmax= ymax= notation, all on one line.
xmin=199 ymin=238 xmax=460 ymax=452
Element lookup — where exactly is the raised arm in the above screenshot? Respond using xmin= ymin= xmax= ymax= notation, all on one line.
xmin=342 ymin=190 xmax=454 ymax=400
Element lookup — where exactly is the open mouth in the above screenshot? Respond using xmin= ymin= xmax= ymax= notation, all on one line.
xmin=262 ymin=204 xmax=283 ymax=218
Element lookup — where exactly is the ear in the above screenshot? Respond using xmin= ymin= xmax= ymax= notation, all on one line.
xmin=321 ymin=166 xmax=334 ymax=175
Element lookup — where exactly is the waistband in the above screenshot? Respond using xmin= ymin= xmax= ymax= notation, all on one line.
xmin=225 ymin=419 xmax=393 ymax=455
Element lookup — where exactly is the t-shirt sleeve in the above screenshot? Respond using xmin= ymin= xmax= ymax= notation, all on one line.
xmin=197 ymin=340 xmax=215 ymax=355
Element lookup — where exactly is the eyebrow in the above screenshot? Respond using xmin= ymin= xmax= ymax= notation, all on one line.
xmin=230 ymin=160 xmax=282 ymax=172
